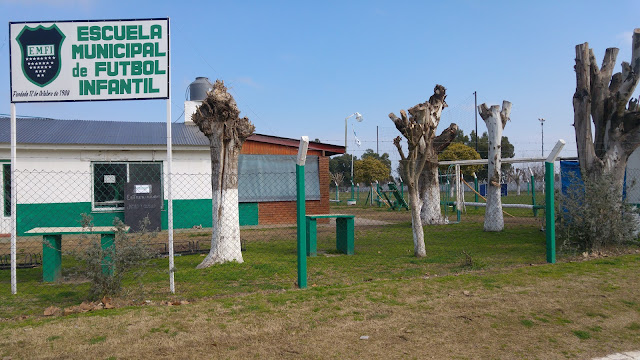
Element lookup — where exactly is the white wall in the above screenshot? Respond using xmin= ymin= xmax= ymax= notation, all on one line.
xmin=0 ymin=146 xmax=213 ymax=233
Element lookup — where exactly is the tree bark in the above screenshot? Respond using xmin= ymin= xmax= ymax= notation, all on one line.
xmin=419 ymin=164 xmax=445 ymax=224
xmin=478 ymin=101 xmax=512 ymax=232
xmin=407 ymin=185 xmax=426 ymax=257
xmin=515 ymin=173 xmax=521 ymax=196
xmin=573 ymin=29 xmax=640 ymax=193
xmin=390 ymin=85 xmax=456 ymax=257
xmin=419 ymin=123 xmax=458 ymax=225
xmin=192 ymin=80 xmax=255 ymax=268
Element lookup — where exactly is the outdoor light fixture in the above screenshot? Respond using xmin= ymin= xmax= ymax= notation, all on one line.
xmin=344 ymin=112 xmax=364 ymax=150
xmin=344 ymin=112 xmax=364 ymax=203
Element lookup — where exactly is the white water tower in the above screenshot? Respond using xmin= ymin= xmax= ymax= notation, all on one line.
xmin=184 ymin=77 xmax=213 ymax=124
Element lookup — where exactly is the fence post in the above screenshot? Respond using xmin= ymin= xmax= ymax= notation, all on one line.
xmin=473 ymin=173 xmax=478 ymax=210
xmin=296 ymin=136 xmax=309 ymax=289
xmin=530 ymin=169 xmax=537 ymax=217
xmin=350 ymin=180 xmax=355 ymax=201
xmin=544 ymin=140 xmax=565 ymax=264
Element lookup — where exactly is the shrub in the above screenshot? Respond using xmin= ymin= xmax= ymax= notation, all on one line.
xmin=557 ymin=173 xmax=640 ymax=252
xmin=69 ymin=214 xmax=157 ymax=300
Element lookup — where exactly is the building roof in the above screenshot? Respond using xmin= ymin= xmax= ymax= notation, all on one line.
xmin=0 ymin=117 xmax=345 ymax=156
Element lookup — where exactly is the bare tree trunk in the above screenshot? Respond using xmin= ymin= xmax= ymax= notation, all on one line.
xmin=479 ymin=101 xmax=512 ymax=232
xmin=407 ymin=186 xmax=426 ymax=257
xmin=192 ymin=80 xmax=255 ymax=268
xmin=419 ymin=124 xmax=457 ymax=225
xmin=419 ymin=163 xmax=446 ymax=224
xmin=573 ymin=29 xmax=640 ymax=193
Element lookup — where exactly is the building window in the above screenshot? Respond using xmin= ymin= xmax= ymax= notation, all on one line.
xmin=3 ymin=163 xmax=10 ymax=217
xmin=92 ymin=162 xmax=162 ymax=210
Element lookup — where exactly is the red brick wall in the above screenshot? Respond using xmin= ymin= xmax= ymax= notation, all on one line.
xmin=258 ymin=156 xmax=330 ymax=224
xmin=242 ymin=141 xmax=323 ymax=156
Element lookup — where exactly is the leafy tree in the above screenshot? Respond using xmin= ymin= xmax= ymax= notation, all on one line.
xmin=438 ymin=142 xmax=482 ymax=177
xmin=354 ymin=157 xmax=391 ymax=185
xmin=462 ymin=130 xmax=514 ymax=159
xmin=329 ymin=154 xmax=356 ymax=185
xmin=361 ymin=149 xmax=392 ymax=172
xmin=453 ymin=128 xmax=469 ymax=144
xmin=456 ymin=130 xmax=515 ymax=180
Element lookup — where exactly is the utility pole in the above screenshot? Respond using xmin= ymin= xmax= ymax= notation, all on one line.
xmin=474 ymin=91 xmax=478 ymax=152
xmin=539 ymin=118 xmax=545 ymax=156
xmin=376 ymin=126 xmax=379 ymax=154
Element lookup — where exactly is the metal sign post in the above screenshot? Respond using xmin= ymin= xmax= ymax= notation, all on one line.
xmin=10 ymin=103 xmax=17 ymax=294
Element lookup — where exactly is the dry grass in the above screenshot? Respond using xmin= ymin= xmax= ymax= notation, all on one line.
xmin=1 ymin=254 xmax=639 ymax=359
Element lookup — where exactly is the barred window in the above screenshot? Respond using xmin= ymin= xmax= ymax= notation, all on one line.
xmin=92 ymin=162 xmax=162 ymax=210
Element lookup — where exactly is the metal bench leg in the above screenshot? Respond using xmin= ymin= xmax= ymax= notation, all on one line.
xmin=43 ymin=235 xmax=62 ymax=282
xmin=101 ymin=234 xmax=115 ymax=276
xmin=306 ymin=218 xmax=317 ymax=257
xmin=336 ymin=217 xmax=354 ymax=255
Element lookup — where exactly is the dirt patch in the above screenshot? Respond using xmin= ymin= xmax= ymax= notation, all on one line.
xmin=1 ymin=256 xmax=639 ymax=359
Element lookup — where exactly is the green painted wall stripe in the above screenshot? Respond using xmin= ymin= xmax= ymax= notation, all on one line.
xmin=16 ymin=200 xmax=259 ymax=236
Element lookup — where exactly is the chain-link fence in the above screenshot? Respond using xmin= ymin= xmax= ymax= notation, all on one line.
xmin=333 ymin=161 xmax=546 ymax=230
xmin=0 ymin=160 xmax=553 ymax=316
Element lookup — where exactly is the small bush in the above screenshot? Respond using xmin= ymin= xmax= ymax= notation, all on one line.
xmin=68 ymin=214 xmax=156 ymax=300
xmin=557 ymin=173 xmax=640 ymax=252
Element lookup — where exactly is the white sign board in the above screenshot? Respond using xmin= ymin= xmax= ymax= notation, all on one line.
xmin=10 ymin=18 xmax=169 ymax=103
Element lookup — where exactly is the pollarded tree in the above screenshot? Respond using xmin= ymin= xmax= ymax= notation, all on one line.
xmin=330 ymin=172 xmax=344 ymax=189
xmin=478 ymin=101 xmax=512 ymax=232
xmin=192 ymin=80 xmax=255 ymax=268
xmin=573 ymin=29 xmax=640 ymax=190
xmin=391 ymin=86 xmax=457 ymax=226
xmin=389 ymin=85 xmax=457 ymax=257
xmin=505 ymin=167 xmax=524 ymax=196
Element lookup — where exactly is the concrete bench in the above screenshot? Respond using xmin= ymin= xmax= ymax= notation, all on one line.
xmin=305 ymin=214 xmax=355 ymax=256
xmin=25 ymin=226 xmax=128 ymax=282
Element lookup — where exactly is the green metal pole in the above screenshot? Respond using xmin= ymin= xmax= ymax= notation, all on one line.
xmin=474 ymin=176 xmax=478 ymax=210
xmin=544 ymin=162 xmax=556 ymax=264
xmin=531 ymin=175 xmax=537 ymax=217
xmin=296 ymin=163 xmax=307 ymax=289
xmin=350 ymin=180 xmax=354 ymax=201
xmin=101 ymin=234 xmax=115 ymax=276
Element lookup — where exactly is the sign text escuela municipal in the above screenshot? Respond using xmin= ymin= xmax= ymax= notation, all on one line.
xmin=10 ymin=18 xmax=169 ymax=103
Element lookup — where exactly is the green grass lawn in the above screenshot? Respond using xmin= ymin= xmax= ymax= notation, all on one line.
xmin=0 ymin=216 xmax=548 ymax=317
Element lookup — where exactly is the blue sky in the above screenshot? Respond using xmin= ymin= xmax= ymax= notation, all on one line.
xmin=1 ymin=0 xmax=639 ymax=163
